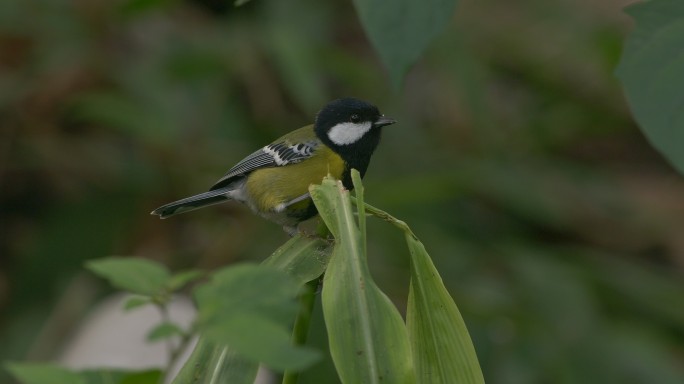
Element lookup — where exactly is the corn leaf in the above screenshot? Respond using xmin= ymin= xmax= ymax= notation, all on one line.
xmin=262 ymin=234 xmax=332 ymax=286
xmin=406 ymin=234 xmax=484 ymax=384
xmin=310 ymin=177 xmax=415 ymax=384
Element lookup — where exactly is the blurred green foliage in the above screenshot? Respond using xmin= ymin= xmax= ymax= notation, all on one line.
xmin=1 ymin=0 xmax=684 ymax=383
xmin=616 ymin=0 xmax=684 ymax=174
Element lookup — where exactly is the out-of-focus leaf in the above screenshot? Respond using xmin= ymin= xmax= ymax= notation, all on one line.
xmin=267 ymin=26 xmax=327 ymax=112
xmin=146 ymin=321 xmax=185 ymax=342
xmin=194 ymin=263 xmax=320 ymax=372
xmin=262 ymin=235 xmax=332 ymax=286
xmin=171 ymin=338 xmax=259 ymax=384
xmin=119 ymin=0 xmax=171 ymax=15
xmin=173 ymin=236 xmax=331 ymax=382
xmin=69 ymin=91 xmax=177 ymax=146
xmin=86 ymin=257 xmax=170 ymax=296
xmin=352 ymin=0 xmax=458 ymax=86
xmin=5 ymin=364 xmax=162 ymax=384
xmin=310 ymin=177 xmax=415 ymax=384
xmin=615 ymin=0 xmax=684 ymax=175
xmin=122 ymin=296 xmax=151 ymax=311
xmin=201 ymin=313 xmax=319 ymax=372
xmin=117 ymin=370 xmax=162 ymax=384
xmin=81 ymin=369 xmax=162 ymax=384
xmin=405 ymin=234 xmax=484 ymax=384
xmin=4 ymin=363 xmax=85 ymax=384
xmin=166 ymin=270 xmax=204 ymax=291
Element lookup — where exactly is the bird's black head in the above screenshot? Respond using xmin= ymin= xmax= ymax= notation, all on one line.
xmin=314 ymin=97 xmax=396 ymax=180
xmin=314 ymin=97 xmax=395 ymax=150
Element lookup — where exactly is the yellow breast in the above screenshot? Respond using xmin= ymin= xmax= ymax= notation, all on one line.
xmin=245 ymin=145 xmax=345 ymax=213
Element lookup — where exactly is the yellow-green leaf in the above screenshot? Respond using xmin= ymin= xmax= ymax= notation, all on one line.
xmin=311 ymin=176 xmax=415 ymax=384
xmin=406 ymin=234 xmax=484 ymax=384
xmin=262 ymin=234 xmax=332 ymax=286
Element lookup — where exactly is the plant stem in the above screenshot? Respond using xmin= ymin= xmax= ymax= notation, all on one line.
xmin=156 ymin=300 xmax=195 ymax=384
xmin=282 ymin=279 xmax=319 ymax=384
xmin=350 ymin=197 xmax=417 ymax=239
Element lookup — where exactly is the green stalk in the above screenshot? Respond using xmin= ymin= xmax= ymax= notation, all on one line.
xmin=282 ymin=279 xmax=319 ymax=384
xmin=350 ymin=196 xmax=417 ymax=239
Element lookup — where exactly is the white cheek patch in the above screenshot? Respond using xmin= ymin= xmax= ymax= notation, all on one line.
xmin=327 ymin=122 xmax=373 ymax=145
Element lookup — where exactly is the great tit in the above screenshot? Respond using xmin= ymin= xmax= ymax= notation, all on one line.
xmin=151 ymin=97 xmax=396 ymax=234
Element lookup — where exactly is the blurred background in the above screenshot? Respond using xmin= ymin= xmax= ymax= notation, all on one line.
xmin=2 ymin=0 xmax=684 ymax=382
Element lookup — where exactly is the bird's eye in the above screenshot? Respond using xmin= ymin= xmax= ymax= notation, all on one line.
xmin=350 ymin=114 xmax=360 ymax=123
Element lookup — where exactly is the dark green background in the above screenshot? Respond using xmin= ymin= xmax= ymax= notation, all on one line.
xmin=2 ymin=0 xmax=683 ymax=383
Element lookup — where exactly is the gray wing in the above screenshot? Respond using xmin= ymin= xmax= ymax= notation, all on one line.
xmin=210 ymin=140 xmax=319 ymax=190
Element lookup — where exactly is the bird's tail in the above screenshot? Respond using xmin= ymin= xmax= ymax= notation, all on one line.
xmin=151 ymin=189 xmax=232 ymax=219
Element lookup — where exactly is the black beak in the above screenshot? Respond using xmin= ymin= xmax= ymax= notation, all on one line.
xmin=374 ymin=115 xmax=397 ymax=127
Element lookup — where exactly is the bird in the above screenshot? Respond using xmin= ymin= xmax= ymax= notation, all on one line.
xmin=151 ymin=97 xmax=396 ymax=235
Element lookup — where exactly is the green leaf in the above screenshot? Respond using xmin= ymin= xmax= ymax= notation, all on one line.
xmin=81 ymin=369 xmax=162 ymax=384
xmin=405 ymin=234 xmax=484 ymax=384
xmin=615 ymin=0 xmax=684 ymax=175
xmin=171 ymin=338 xmax=259 ymax=384
xmin=201 ymin=313 xmax=320 ymax=372
xmin=5 ymin=363 xmax=85 ymax=384
xmin=122 ymin=296 xmax=151 ymax=311
xmin=5 ymin=363 xmax=162 ymax=384
xmin=166 ymin=269 xmax=204 ymax=291
xmin=86 ymin=257 xmax=171 ymax=296
xmin=262 ymin=234 xmax=332 ymax=286
xmin=352 ymin=0 xmax=458 ymax=87
xmin=194 ymin=263 xmax=320 ymax=372
xmin=310 ymin=177 xmax=415 ymax=384
xmin=146 ymin=321 xmax=185 ymax=342
xmin=117 ymin=370 xmax=162 ymax=384
xmin=173 ymin=237 xmax=332 ymax=382
xmin=69 ymin=91 xmax=176 ymax=147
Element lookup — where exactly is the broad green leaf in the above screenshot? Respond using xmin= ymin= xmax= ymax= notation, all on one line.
xmin=201 ymin=312 xmax=320 ymax=372
xmin=146 ymin=321 xmax=185 ymax=342
xmin=616 ymin=0 xmax=684 ymax=175
xmin=352 ymin=0 xmax=458 ymax=87
xmin=5 ymin=363 xmax=85 ymax=384
xmin=194 ymin=263 xmax=320 ymax=372
xmin=166 ymin=269 xmax=204 ymax=291
xmin=122 ymin=296 xmax=151 ymax=311
xmin=310 ymin=177 xmax=415 ymax=384
xmin=171 ymin=338 xmax=259 ymax=384
xmin=5 ymin=364 xmax=162 ymax=384
xmin=86 ymin=257 xmax=170 ymax=296
xmin=262 ymin=234 xmax=332 ymax=286
xmin=406 ymin=235 xmax=484 ymax=384
xmin=174 ymin=237 xmax=331 ymax=382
